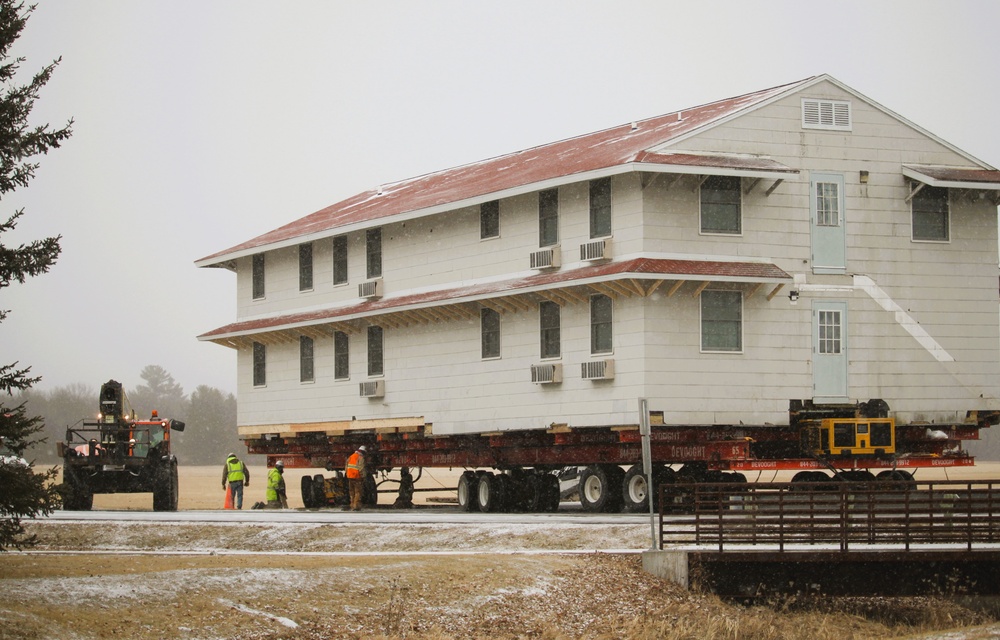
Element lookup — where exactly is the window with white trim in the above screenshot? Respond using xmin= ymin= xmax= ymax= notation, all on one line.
xmin=911 ymin=185 xmax=949 ymax=242
xmin=590 ymin=294 xmax=613 ymax=354
xmin=332 ymin=235 xmax=348 ymax=285
xmin=539 ymin=301 xmax=561 ymax=359
xmin=701 ymin=290 xmax=742 ymax=352
xmin=367 ymin=325 xmax=384 ymax=377
xmin=299 ymin=335 xmax=314 ymax=382
xmin=252 ymin=341 xmax=266 ymax=386
xmin=334 ymin=330 xmax=349 ymax=380
xmin=815 ymin=181 xmax=840 ymax=226
xmin=589 ymin=177 xmax=612 ymax=238
xmin=299 ymin=243 xmax=313 ymax=291
xmin=538 ymin=188 xmax=558 ymax=247
xmin=481 ymin=308 xmax=500 ymax=359
xmin=480 ymin=200 xmax=500 ymax=239
xmin=802 ymin=98 xmax=851 ymax=131
xmin=251 ymin=254 xmax=265 ymax=300
xmin=366 ymin=228 xmax=382 ymax=279
xmin=700 ymin=175 xmax=742 ymax=234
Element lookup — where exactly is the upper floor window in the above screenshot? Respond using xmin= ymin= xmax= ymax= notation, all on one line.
xmin=911 ymin=185 xmax=949 ymax=242
xmin=701 ymin=290 xmax=742 ymax=352
xmin=481 ymin=307 xmax=501 ymax=359
xmin=333 ymin=235 xmax=348 ymax=285
xmin=334 ymin=330 xmax=350 ymax=380
xmin=590 ymin=294 xmax=613 ymax=354
xmin=367 ymin=325 xmax=384 ymax=377
xmin=299 ymin=335 xmax=314 ymax=383
xmin=538 ymin=188 xmax=558 ymax=247
xmin=366 ymin=228 xmax=382 ymax=279
xmin=481 ymin=200 xmax=500 ymax=239
xmin=251 ymin=254 xmax=265 ymax=300
xmin=700 ymin=176 xmax=742 ymax=234
xmin=299 ymin=243 xmax=313 ymax=291
xmin=801 ymin=98 xmax=851 ymax=131
xmin=539 ymin=301 xmax=561 ymax=359
xmin=252 ymin=341 xmax=266 ymax=386
xmin=589 ymin=177 xmax=612 ymax=238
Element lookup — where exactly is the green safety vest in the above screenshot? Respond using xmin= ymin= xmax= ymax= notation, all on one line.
xmin=266 ymin=467 xmax=284 ymax=501
xmin=226 ymin=457 xmax=246 ymax=483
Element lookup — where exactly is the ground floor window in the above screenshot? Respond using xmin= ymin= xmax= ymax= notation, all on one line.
xmin=367 ymin=325 xmax=384 ymax=376
xmin=701 ymin=290 xmax=742 ymax=352
xmin=334 ymin=331 xmax=350 ymax=379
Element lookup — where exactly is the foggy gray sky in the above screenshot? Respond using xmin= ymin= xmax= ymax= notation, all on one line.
xmin=3 ymin=0 xmax=999 ymax=396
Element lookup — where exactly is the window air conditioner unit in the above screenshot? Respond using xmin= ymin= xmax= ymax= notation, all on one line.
xmin=358 ymin=278 xmax=383 ymax=299
xmin=359 ymin=380 xmax=385 ymax=398
xmin=529 ymin=246 xmax=561 ymax=270
xmin=581 ymin=359 xmax=615 ymax=380
xmin=580 ymin=238 xmax=612 ymax=262
xmin=530 ymin=363 xmax=562 ymax=384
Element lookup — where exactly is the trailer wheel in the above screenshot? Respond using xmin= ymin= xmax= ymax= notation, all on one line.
xmin=362 ymin=474 xmax=378 ymax=506
xmin=622 ymin=464 xmax=649 ymax=512
xmin=579 ymin=465 xmax=624 ymax=513
xmin=457 ymin=471 xmax=478 ymax=512
xmin=153 ymin=460 xmax=179 ymax=512
xmin=540 ymin=473 xmax=560 ymax=512
xmin=476 ymin=472 xmax=504 ymax=512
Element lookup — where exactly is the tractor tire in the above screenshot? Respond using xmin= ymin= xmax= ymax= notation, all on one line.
xmin=540 ymin=473 xmax=561 ymax=512
xmin=153 ymin=460 xmax=179 ymax=511
xmin=457 ymin=471 xmax=478 ymax=512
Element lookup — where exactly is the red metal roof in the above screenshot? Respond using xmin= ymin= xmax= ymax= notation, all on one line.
xmin=199 ymin=258 xmax=791 ymax=341
xmin=198 ymin=77 xmax=816 ymax=266
xmin=903 ymin=164 xmax=1000 ymax=186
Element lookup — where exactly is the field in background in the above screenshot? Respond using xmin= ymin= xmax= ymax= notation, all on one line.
xmin=60 ymin=461 xmax=1000 ymax=511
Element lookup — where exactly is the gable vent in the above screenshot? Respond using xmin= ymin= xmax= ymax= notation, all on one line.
xmin=530 ymin=363 xmax=562 ymax=384
xmin=359 ymin=278 xmax=383 ymax=299
xmin=580 ymin=238 xmax=612 ymax=262
xmin=802 ymin=98 xmax=851 ymax=131
xmin=581 ymin=359 xmax=615 ymax=380
xmin=359 ymin=380 xmax=384 ymax=398
xmin=530 ymin=246 xmax=561 ymax=270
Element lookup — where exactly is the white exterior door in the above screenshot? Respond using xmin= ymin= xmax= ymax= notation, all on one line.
xmin=810 ymin=172 xmax=846 ymax=274
xmin=813 ymin=301 xmax=848 ymax=403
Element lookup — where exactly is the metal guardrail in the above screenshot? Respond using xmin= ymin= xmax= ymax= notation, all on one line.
xmin=658 ymin=479 xmax=1000 ymax=552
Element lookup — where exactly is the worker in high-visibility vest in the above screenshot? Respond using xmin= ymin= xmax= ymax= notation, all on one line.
xmin=345 ymin=446 xmax=367 ymax=511
xmin=222 ymin=453 xmax=250 ymax=509
xmin=265 ymin=460 xmax=288 ymax=509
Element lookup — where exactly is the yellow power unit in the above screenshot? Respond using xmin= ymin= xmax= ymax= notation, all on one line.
xmin=806 ymin=418 xmax=895 ymax=456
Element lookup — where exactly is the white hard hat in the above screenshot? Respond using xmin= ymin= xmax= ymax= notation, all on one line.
xmin=358 ymin=445 xmax=366 ymax=452
xmin=275 ymin=460 xmax=284 ymax=467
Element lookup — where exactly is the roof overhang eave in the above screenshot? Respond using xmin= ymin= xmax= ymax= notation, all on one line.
xmin=902 ymin=166 xmax=1000 ymax=191
xmin=198 ymin=268 xmax=791 ymax=344
xmin=632 ymin=162 xmax=798 ymax=181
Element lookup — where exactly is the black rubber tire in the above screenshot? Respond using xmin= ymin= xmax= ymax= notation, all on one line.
xmin=579 ymin=465 xmax=624 ymax=513
xmin=476 ymin=472 xmax=504 ymax=512
xmin=540 ymin=473 xmax=560 ymax=512
xmin=362 ymin=474 xmax=378 ymax=506
xmin=622 ymin=464 xmax=650 ymax=512
xmin=301 ymin=475 xmax=316 ymax=508
xmin=457 ymin=471 xmax=478 ymax=512
xmin=153 ymin=461 xmax=179 ymax=512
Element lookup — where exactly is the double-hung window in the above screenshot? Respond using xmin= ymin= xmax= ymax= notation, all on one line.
xmin=701 ymin=290 xmax=742 ymax=352
xmin=252 ymin=342 xmax=266 ymax=386
xmin=367 ymin=325 xmax=384 ymax=377
xmin=589 ymin=178 xmax=612 ymax=238
xmin=334 ymin=331 xmax=350 ymax=379
xmin=333 ymin=235 xmax=348 ymax=285
xmin=299 ymin=243 xmax=313 ymax=291
xmin=481 ymin=200 xmax=500 ymax=239
xmin=538 ymin=188 xmax=558 ymax=247
xmin=590 ymin=294 xmax=613 ymax=354
xmin=539 ymin=301 xmax=561 ymax=359
xmin=481 ymin=308 xmax=500 ymax=359
xmin=911 ymin=185 xmax=949 ymax=242
xmin=366 ymin=228 xmax=382 ymax=279
xmin=251 ymin=254 xmax=265 ymax=300
xmin=700 ymin=176 xmax=741 ymax=234
xmin=299 ymin=336 xmax=314 ymax=383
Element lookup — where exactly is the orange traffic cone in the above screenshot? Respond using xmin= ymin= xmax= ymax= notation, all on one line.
xmin=224 ymin=484 xmax=234 ymax=509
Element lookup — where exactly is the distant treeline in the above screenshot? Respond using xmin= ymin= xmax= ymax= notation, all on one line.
xmin=15 ymin=365 xmax=261 ymax=466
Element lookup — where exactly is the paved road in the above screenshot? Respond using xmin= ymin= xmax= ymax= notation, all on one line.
xmin=38 ymin=506 xmax=655 ymax=526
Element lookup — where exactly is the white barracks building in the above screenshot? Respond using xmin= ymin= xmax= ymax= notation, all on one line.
xmin=197 ymin=75 xmax=1000 ymax=438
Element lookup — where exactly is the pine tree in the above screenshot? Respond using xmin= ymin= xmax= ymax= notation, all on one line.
xmin=0 ymin=0 xmax=73 ymax=551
